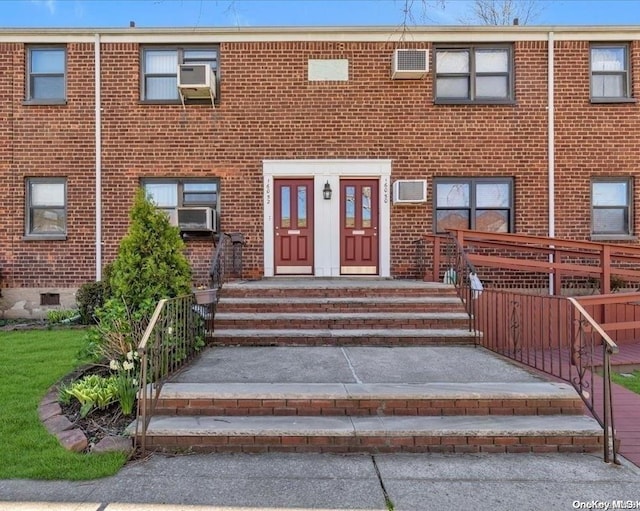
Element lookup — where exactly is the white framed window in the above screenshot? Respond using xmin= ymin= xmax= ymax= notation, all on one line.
xmin=435 ymin=45 xmax=513 ymax=103
xmin=26 ymin=47 xmax=66 ymax=102
xmin=591 ymin=178 xmax=632 ymax=237
xmin=434 ymin=178 xmax=514 ymax=234
xmin=141 ymin=47 xmax=219 ymax=102
xmin=590 ymin=44 xmax=631 ymax=101
xmin=26 ymin=178 xmax=67 ymax=236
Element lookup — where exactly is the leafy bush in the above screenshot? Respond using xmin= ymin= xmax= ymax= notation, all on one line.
xmin=109 ymin=188 xmax=191 ymax=316
xmin=76 ymin=281 xmax=106 ymax=325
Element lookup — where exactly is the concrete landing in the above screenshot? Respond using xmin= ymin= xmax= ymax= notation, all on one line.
xmin=172 ymin=346 xmax=543 ymax=384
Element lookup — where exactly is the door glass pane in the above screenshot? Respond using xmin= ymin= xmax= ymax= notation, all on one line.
xmin=362 ymin=186 xmax=372 ymax=228
xmin=436 ymin=183 xmax=470 ymax=207
xmin=281 ymin=186 xmax=291 ymax=228
xmin=476 ymin=183 xmax=510 ymax=207
xmin=297 ymin=186 xmax=307 ymax=228
xmin=476 ymin=75 xmax=508 ymax=98
xmin=436 ymin=77 xmax=469 ymax=99
xmin=436 ymin=210 xmax=469 ymax=233
xmin=345 ymin=186 xmax=355 ymax=228
xmin=476 ymin=210 xmax=509 ymax=232
xmin=476 ymin=49 xmax=508 ymax=72
xmin=436 ymin=50 xmax=469 ymax=73
xmin=593 ymin=181 xmax=628 ymax=206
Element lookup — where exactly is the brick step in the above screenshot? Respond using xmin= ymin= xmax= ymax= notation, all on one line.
xmin=153 ymin=382 xmax=586 ymax=417
xmin=216 ymin=296 xmax=465 ymax=313
xmin=213 ymin=312 xmax=470 ymax=330
xmin=208 ymin=328 xmax=477 ymax=347
xmin=131 ymin=414 xmax=604 ymax=454
xmin=220 ymin=282 xmax=458 ymax=299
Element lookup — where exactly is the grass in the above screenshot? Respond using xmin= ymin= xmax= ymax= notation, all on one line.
xmin=0 ymin=328 xmax=128 ymax=480
xmin=612 ymin=370 xmax=640 ymax=395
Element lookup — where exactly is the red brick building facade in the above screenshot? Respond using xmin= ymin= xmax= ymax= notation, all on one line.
xmin=0 ymin=26 xmax=638 ymax=316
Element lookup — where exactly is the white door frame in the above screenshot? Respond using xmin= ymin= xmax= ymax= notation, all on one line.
xmin=263 ymin=159 xmax=392 ymax=277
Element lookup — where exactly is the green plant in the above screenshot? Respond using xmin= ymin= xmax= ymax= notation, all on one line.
xmin=110 ymin=350 xmax=140 ymax=416
xmin=109 ymin=188 xmax=191 ymax=316
xmin=46 ymin=309 xmax=80 ymax=324
xmin=61 ymin=374 xmax=118 ymax=418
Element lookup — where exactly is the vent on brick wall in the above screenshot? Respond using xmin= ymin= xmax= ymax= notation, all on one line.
xmin=41 ymin=293 xmax=60 ymax=306
xmin=391 ymin=49 xmax=429 ymax=79
xmin=393 ymin=180 xmax=428 ymax=204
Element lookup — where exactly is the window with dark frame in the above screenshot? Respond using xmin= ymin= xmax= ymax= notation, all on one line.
xmin=591 ymin=178 xmax=632 ymax=236
xmin=141 ymin=47 xmax=219 ymax=101
xmin=590 ymin=44 xmax=631 ymax=101
xmin=435 ymin=45 xmax=513 ymax=103
xmin=434 ymin=178 xmax=514 ymax=234
xmin=26 ymin=47 xmax=66 ymax=102
xmin=26 ymin=178 xmax=67 ymax=236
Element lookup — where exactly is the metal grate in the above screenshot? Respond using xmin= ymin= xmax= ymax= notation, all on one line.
xmin=40 ymin=293 xmax=60 ymax=306
xmin=396 ymin=50 xmax=427 ymax=72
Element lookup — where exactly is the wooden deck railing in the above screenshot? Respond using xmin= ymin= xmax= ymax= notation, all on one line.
xmin=425 ymin=229 xmax=640 ymax=294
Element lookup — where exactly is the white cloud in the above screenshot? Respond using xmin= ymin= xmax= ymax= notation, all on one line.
xmin=30 ymin=0 xmax=56 ymax=15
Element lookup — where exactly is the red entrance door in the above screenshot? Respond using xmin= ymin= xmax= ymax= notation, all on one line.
xmin=340 ymin=179 xmax=379 ymax=275
xmin=274 ymin=179 xmax=314 ymax=274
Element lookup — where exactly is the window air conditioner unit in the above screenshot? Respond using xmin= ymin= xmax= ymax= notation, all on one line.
xmin=177 ymin=207 xmax=216 ymax=232
xmin=393 ymin=180 xmax=428 ymax=204
xmin=391 ymin=49 xmax=429 ymax=79
xmin=177 ymin=64 xmax=216 ymax=100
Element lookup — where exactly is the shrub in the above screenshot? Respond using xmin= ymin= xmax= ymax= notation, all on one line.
xmin=46 ymin=309 xmax=80 ymax=324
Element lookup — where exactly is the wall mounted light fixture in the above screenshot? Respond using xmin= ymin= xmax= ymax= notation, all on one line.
xmin=323 ymin=181 xmax=332 ymax=200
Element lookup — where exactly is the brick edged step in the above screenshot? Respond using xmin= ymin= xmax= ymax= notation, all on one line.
xmin=134 ymin=414 xmax=604 ymax=454
xmin=210 ymin=328 xmax=477 ymax=347
xmin=153 ymin=382 xmax=586 ymax=417
xmin=216 ymin=296 xmax=465 ymax=313
xmin=213 ymin=312 xmax=470 ymax=330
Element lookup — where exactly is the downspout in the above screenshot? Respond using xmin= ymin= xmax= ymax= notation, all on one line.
xmin=548 ymin=31 xmax=555 ymax=294
xmin=94 ymin=33 xmax=102 ymax=281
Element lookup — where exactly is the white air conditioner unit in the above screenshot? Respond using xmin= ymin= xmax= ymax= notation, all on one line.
xmin=177 ymin=207 xmax=216 ymax=232
xmin=391 ymin=49 xmax=429 ymax=79
xmin=177 ymin=63 xmax=216 ymax=100
xmin=393 ymin=180 xmax=428 ymax=204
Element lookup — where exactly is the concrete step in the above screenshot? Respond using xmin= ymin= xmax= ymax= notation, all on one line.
xmin=152 ymin=382 xmax=586 ymax=417
xmin=208 ymin=328 xmax=478 ymax=347
xmin=132 ymin=414 xmax=604 ymax=454
xmin=220 ymin=281 xmax=459 ymax=299
xmin=216 ymin=296 xmax=466 ymax=313
xmin=213 ymin=312 xmax=471 ymax=330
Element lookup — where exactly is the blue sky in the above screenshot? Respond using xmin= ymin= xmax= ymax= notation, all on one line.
xmin=3 ymin=0 xmax=640 ymax=28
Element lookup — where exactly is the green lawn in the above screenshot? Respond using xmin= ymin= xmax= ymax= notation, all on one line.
xmin=0 ymin=329 xmax=128 ymax=480
xmin=612 ymin=370 xmax=640 ymax=395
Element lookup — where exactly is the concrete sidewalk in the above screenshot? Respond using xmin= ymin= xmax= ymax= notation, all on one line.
xmin=1 ymin=452 xmax=640 ymax=511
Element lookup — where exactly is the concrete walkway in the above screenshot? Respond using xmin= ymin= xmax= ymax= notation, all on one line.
xmin=1 ymin=452 xmax=639 ymax=511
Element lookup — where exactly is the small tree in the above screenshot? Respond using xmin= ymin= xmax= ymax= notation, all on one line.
xmin=109 ymin=188 xmax=192 ymax=314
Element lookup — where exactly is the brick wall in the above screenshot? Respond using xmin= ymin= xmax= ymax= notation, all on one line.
xmin=1 ymin=33 xmax=638 ymax=293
